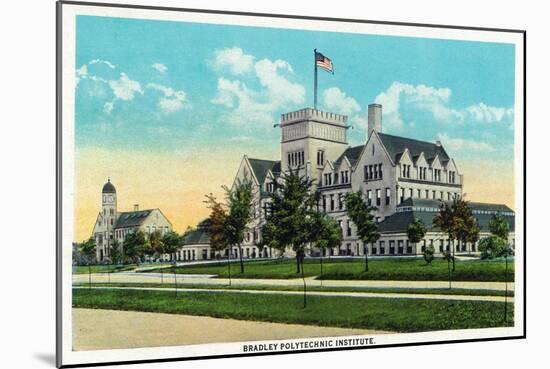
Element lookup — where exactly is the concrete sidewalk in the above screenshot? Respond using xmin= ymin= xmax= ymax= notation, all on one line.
xmin=72 ymin=272 xmax=514 ymax=291
xmin=73 ymin=308 xmax=388 ymax=351
xmin=73 ymin=285 xmax=514 ymax=303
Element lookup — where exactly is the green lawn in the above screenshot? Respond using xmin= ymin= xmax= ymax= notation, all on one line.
xmin=72 ymin=263 xmax=178 ymax=274
xmin=146 ymin=257 xmax=514 ymax=282
xmin=72 ymin=264 xmax=138 ymax=274
xmin=73 ymin=288 xmax=514 ymax=332
xmin=75 ymin=282 xmax=514 ymax=297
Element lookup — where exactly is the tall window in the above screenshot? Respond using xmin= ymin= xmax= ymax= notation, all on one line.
xmin=376 ymin=189 xmax=381 ymax=206
xmin=364 ymin=163 xmax=383 ymax=181
xmin=366 ymin=190 xmax=372 ymax=206
xmin=401 ymin=164 xmax=411 ymax=178
xmin=400 ymin=188 xmax=405 ymax=204
xmin=347 ymin=221 xmax=352 ymax=237
xmin=385 ymin=188 xmax=391 ymax=205
xmin=330 ymin=195 xmax=334 ymax=211
xmin=317 ymin=150 xmax=324 ymax=166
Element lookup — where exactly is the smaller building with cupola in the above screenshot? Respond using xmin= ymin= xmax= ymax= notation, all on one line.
xmin=91 ymin=178 xmax=173 ymax=262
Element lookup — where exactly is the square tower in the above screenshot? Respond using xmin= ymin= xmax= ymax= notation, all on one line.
xmin=280 ymin=108 xmax=349 ymax=183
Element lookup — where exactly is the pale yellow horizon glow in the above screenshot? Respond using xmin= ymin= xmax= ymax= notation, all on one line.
xmin=74 ymin=147 xmax=515 ymax=242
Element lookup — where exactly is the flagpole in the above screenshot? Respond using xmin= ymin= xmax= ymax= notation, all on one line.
xmin=314 ymin=48 xmax=318 ymax=110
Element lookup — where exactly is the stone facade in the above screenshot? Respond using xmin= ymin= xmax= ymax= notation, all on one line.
xmin=177 ymin=103 xmax=514 ymax=261
xmin=91 ymin=179 xmax=173 ymax=262
xmin=227 ymin=103 xmax=514 ymax=259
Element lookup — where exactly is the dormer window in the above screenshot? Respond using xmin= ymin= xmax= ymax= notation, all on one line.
xmin=419 ymin=167 xmax=427 ymax=180
xmin=434 ymin=169 xmax=442 ymax=182
xmin=340 ymin=170 xmax=349 ymax=184
xmin=401 ymin=164 xmax=411 ymax=178
xmin=449 ymin=171 xmax=456 ymax=183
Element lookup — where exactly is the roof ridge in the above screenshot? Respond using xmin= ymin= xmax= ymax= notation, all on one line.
xmin=248 ymin=157 xmax=279 ymax=163
xmin=378 ymin=132 xmax=439 ymax=146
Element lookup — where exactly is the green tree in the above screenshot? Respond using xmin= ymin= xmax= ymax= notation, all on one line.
xmin=161 ymin=231 xmax=181 ymax=262
xmin=480 ymin=213 xmax=513 ymax=321
xmin=489 ymin=214 xmax=510 ymax=240
xmin=224 ymin=180 xmax=254 ymax=274
xmin=466 ymin=223 xmax=481 ymax=256
xmin=161 ymin=230 xmax=182 ymax=295
xmin=261 ymin=169 xmax=315 ymax=274
xmin=108 ymin=239 xmax=122 ymax=284
xmin=423 ymin=244 xmax=435 ymax=265
xmin=344 ymin=191 xmax=379 ymax=272
xmin=309 ymin=209 xmax=343 ymax=283
xmin=478 ymin=235 xmax=508 ymax=260
xmin=442 ymin=249 xmax=454 ymax=289
xmin=123 ymin=230 xmax=148 ymax=265
xmin=407 ymin=218 xmax=427 ymax=256
xmin=433 ymin=197 xmax=477 ymax=271
xmin=79 ymin=238 xmax=96 ymax=289
xmin=204 ymin=193 xmax=232 ymax=285
xmin=148 ymin=230 xmax=165 ymax=283
xmin=109 ymin=239 xmax=123 ymax=265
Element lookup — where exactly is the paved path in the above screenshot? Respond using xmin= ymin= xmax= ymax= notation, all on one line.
xmin=73 ymin=272 xmax=514 ymax=291
xmin=73 ymin=308 xmax=388 ymax=351
xmin=74 ymin=285 xmax=513 ymax=303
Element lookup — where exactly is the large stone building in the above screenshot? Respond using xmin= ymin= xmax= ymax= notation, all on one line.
xmin=179 ymin=104 xmax=515 ymax=260
xmin=91 ymin=179 xmax=173 ymax=262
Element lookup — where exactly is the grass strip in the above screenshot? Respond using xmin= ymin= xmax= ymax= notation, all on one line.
xmin=73 ymin=288 xmax=514 ymax=333
xmin=74 ymin=282 xmax=514 ymax=297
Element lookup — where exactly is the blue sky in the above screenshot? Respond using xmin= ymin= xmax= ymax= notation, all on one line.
xmin=75 ymin=15 xmax=516 ymax=160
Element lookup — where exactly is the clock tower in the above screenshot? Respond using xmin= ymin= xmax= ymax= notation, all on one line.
xmin=101 ymin=178 xmax=117 ymax=258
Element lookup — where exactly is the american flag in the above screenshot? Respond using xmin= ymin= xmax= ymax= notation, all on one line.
xmin=315 ymin=51 xmax=333 ymax=74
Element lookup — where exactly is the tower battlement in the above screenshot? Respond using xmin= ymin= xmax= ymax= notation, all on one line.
xmin=280 ymin=108 xmax=348 ymax=126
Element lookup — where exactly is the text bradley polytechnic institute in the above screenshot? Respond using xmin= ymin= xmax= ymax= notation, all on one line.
xmin=243 ymin=337 xmax=376 ymax=353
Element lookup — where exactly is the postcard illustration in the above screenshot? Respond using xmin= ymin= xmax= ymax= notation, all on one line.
xmin=57 ymin=2 xmax=525 ymax=367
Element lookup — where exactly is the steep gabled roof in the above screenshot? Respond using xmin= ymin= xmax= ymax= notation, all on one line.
xmin=378 ymin=133 xmax=450 ymax=163
xmin=248 ymin=158 xmax=281 ymax=184
xmin=334 ymin=145 xmax=364 ymax=167
xmin=114 ymin=209 xmax=154 ymax=228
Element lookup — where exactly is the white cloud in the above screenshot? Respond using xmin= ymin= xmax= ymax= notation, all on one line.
xmin=147 ymin=83 xmax=189 ymax=114
xmin=436 ymin=133 xmax=496 ymax=153
xmin=213 ymin=47 xmax=255 ymax=75
xmin=89 ymin=59 xmax=116 ymax=69
xmin=230 ymin=136 xmax=253 ymax=142
xmin=466 ymin=102 xmax=514 ymax=123
xmin=103 ymin=101 xmax=114 ymax=114
xmin=152 ymin=63 xmax=168 ymax=74
xmin=108 ymin=73 xmax=143 ymax=101
xmin=211 ymin=55 xmax=305 ymax=125
xmin=322 ymin=87 xmax=361 ymax=115
xmin=374 ymin=81 xmax=513 ymax=130
xmin=75 ymin=64 xmax=88 ymax=86
xmin=254 ymin=59 xmax=304 ymax=107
